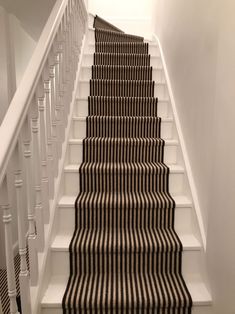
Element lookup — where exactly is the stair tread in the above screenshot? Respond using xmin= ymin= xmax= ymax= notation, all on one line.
xmin=69 ymin=138 xmax=178 ymax=145
xmin=51 ymin=231 xmax=201 ymax=251
xmin=81 ymin=78 xmax=165 ymax=83
xmin=88 ymin=41 xmax=159 ymax=47
xmin=72 ymin=116 xmax=173 ymax=122
xmin=82 ymin=64 xmax=162 ymax=70
xmin=59 ymin=194 xmax=192 ymax=208
xmin=76 ymin=96 xmax=167 ymax=101
xmin=84 ymin=52 xmax=161 ymax=59
xmin=88 ymin=27 xmax=154 ymax=44
xmin=41 ymin=275 xmax=212 ymax=307
xmin=64 ymin=163 xmax=184 ymax=173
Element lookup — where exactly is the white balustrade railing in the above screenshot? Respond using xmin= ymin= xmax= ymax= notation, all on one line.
xmin=0 ymin=0 xmax=87 ymax=312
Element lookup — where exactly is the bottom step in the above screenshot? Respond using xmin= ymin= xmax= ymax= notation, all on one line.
xmin=41 ymin=276 xmax=212 ymax=314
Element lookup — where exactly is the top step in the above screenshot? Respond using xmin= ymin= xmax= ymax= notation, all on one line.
xmin=93 ymin=15 xmax=124 ymax=33
xmin=95 ymin=28 xmax=144 ymax=43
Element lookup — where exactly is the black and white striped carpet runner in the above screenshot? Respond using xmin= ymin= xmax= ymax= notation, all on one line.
xmin=62 ymin=15 xmax=192 ymax=313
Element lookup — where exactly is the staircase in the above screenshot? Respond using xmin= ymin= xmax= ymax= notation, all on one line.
xmin=41 ymin=14 xmax=212 ymax=314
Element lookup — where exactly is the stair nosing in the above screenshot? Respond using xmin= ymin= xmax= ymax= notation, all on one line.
xmin=81 ymin=64 xmax=163 ymax=71
xmin=76 ymin=96 xmax=168 ymax=102
xmin=72 ymin=116 xmax=173 ymax=122
xmin=51 ymin=232 xmax=202 ymax=252
xmin=64 ymin=163 xmax=184 ymax=173
xmin=58 ymin=195 xmax=192 ymax=209
xmin=40 ymin=275 xmax=212 ymax=307
xmin=83 ymin=52 xmax=161 ymax=59
xmin=87 ymin=42 xmax=159 ymax=48
xmin=68 ymin=138 xmax=178 ymax=146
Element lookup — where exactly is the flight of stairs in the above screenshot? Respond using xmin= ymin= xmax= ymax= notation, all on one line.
xmin=41 ymin=14 xmax=212 ymax=314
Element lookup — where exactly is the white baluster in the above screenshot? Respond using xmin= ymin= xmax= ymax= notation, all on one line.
xmin=21 ymin=116 xmax=39 ymax=286
xmin=70 ymin=1 xmax=76 ymax=82
xmin=30 ymin=96 xmax=45 ymax=252
xmin=65 ymin=6 xmax=72 ymax=110
xmin=58 ymin=20 xmax=67 ymax=135
xmin=43 ymin=66 xmax=54 ymax=199
xmin=49 ymin=52 xmax=59 ymax=178
xmin=12 ymin=143 xmax=31 ymax=313
xmin=0 ymin=176 xmax=19 ymax=314
xmin=37 ymin=79 xmax=50 ymax=223
xmin=53 ymin=38 xmax=63 ymax=158
xmin=69 ymin=1 xmax=76 ymax=101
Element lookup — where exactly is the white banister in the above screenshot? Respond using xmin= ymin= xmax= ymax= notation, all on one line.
xmin=0 ymin=0 xmax=88 ymax=312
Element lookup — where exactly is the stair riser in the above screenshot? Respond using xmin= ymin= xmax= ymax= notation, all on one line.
xmin=68 ymin=142 xmax=178 ymax=165
xmin=85 ymin=43 xmax=160 ymax=57
xmin=82 ymin=54 xmax=163 ymax=68
xmin=77 ymin=80 xmax=169 ymax=100
xmin=63 ymin=170 xmax=185 ymax=197
xmin=50 ymin=249 xmax=202 ymax=281
xmin=80 ymin=66 xmax=165 ymax=83
xmin=71 ymin=119 xmax=174 ymax=140
xmin=87 ymin=30 xmax=160 ymax=57
xmin=75 ymin=98 xmax=171 ymax=118
xmin=58 ymin=205 xmax=195 ymax=236
xmin=41 ymin=306 xmax=212 ymax=314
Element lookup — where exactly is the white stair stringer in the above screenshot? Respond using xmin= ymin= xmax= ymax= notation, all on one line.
xmin=40 ymin=13 xmax=212 ymax=314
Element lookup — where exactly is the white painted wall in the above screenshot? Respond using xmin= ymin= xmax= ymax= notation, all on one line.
xmin=0 ymin=6 xmax=16 ymax=123
xmin=88 ymin=0 xmax=155 ymax=39
xmin=0 ymin=0 xmax=56 ymax=40
xmin=153 ymin=0 xmax=235 ymax=312
xmin=9 ymin=14 xmax=36 ymax=86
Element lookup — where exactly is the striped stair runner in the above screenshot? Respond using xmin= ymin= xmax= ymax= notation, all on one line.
xmin=62 ymin=17 xmax=192 ymax=313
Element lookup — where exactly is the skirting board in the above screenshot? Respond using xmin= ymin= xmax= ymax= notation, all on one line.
xmin=153 ymin=34 xmax=207 ymax=250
